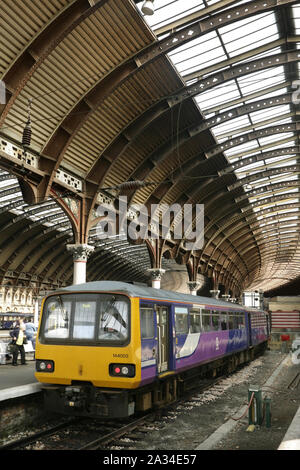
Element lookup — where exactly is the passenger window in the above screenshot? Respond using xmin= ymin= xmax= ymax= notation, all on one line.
xmin=190 ymin=308 xmax=201 ymax=333
xmin=220 ymin=313 xmax=227 ymax=330
xmin=228 ymin=314 xmax=240 ymax=329
xmin=175 ymin=307 xmax=188 ymax=334
xmin=211 ymin=313 xmax=220 ymax=331
xmin=201 ymin=309 xmax=211 ymax=332
xmin=238 ymin=314 xmax=245 ymax=329
xmin=140 ymin=307 xmax=155 ymax=339
xmin=227 ymin=315 xmax=234 ymax=330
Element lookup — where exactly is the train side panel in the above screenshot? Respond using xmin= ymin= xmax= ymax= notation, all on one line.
xmin=140 ymin=302 xmax=250 ymax=379
xmin=174 ymin=326 xmax=248 ymax=372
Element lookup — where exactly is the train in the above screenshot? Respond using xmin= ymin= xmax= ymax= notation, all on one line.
xmin=0 ymin=312 xmax=34 ymax=330
xmin=35 ymin=281 xmax=270 ymax=419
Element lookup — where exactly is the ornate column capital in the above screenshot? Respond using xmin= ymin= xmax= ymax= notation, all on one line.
xmin=67 ymin=244 xmax=95 ymax=262
xmin=187 ymin=281 xmax=201 ymax=295
xmin=148 ymin=268 xmax=165 ymax=289
xmin=221 ymin=294 xmax=231 ymax=301
xmin=210 ymin=289 xmax=220 ymax=299
xmin=147 ymin=268 xmax=165 ymax=281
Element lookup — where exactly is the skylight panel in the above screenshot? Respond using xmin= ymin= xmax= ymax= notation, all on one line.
xmin=281 ymin=216 xmax=299 ymax=221
xmin=237 ymin=66 xmax=285 ymax=96
xmin=211 ymin=115 xmax=251 ymax=137
xmin=281 ymin=223 xmax=298 ymax=228
xmin=269 ymin=174 xmax=299 ymax=184
xmin=0 ymin=180 xmax=18 ymax=190
xmin=292 ymin=5 xmax=300 ymax=34
xmin=195 ymin=80 xmax=240 ymax=111
xmin=224 ymin=139 xmax=259 ymax=158
xmin=246 ymin=85 xmax=288 ymax=104
xmin=277 ymin=198 xmax=299 ymax=206
xmin=236 ymin=160 xmax=267 ymax=173
xmin=280 ymin=229 xmax=298 ymax=234
xmin=0 ymin=192 xmax=22 ymax=203
xmin=267 ymin=158 xmax=297 ymax=169
xmin=250 ymin=105 xmax=291 ymax=123
xmin=280 ymin=233 xmax=298 ymax=238
xmin=234 ymin=47 xmax=282 ymax=66
xmin=172 ymin=44 xmax=226 ymax=76
xmin=169 ymin=31 xmax=220 ymax=59
xmin=258 ymin=132 xmax=295 ymax=147
xmin=219 ymin=12 xmax=279 ymax=58
xmin=254 ymin=116 xmax=294 ymax=131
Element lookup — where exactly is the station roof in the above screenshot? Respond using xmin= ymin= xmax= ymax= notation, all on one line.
xmin=0 ymin=0 xmax=300 ymax=296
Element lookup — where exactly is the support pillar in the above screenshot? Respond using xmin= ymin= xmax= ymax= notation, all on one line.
xmin=148 ymin=268 xmax=165 ymax=289
xmin=34 ymin=298 xmax=39 ymax=326
xmin=67 ymin=244 xmax=95 ymax=285
xmin=187 ymin=281 xmax=201 ymax=296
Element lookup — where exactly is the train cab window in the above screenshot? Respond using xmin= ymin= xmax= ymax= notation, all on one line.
xmin=175 ymin=307 xmax=188 ymax=334
xmin=44 ymin=296 xmax=72 ymax=338
xmin=98 ymin=298 xmax=128 ymax=342
xmin=190 ymin=308 xmax=201 ymax=333
xmin=73 ymin=301 xmax=96 ymax=339
xmin=201 ymin=309 xmax=211 ymax=332
xmin=42 ymin=294 xmax=129 ymax=344
xmin=140 ymin=307 xmax=155 ymax=339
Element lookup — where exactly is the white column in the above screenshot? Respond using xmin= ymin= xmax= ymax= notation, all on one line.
xmin=67 ymin=244 xmax=95 ymax=285
xmin=34 ymin=298 xmax=39 ymax=326
xmin=187 ymin=281 xmax=201 ymax=296
xmin=148 ymin=268 xmax=165 ymax=289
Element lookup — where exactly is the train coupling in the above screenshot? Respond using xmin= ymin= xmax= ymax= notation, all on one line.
xmin=64 ymin=385 xmax=87 ymax=409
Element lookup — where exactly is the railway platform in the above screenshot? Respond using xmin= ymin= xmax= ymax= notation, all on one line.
xmin=0 ymin=361 xmax=41 ymax=402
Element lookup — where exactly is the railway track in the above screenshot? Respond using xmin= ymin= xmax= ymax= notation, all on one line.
xmin=287 ymin=371 xmax=300 ymax=391
xmin=0 ymin=418 xmax=81 ymax=450
xmin=0 ymin=375 xmax=225 ymax=450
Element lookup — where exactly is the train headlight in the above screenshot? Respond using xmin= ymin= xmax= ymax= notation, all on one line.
xmin=36 ymin=360 xmax=54 ymax=372
xmin=109 ymin=363 xmax=135 ymax=377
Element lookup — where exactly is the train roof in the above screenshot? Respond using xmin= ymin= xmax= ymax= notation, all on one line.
xmin=0 ymin=312 xmax=33 ymax=316
xmin=57 ymin=281 xmax=249 ymax=311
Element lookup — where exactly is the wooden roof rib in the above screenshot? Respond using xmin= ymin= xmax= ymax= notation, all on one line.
xmin=0 ymin=0 xmax=300 ymax=296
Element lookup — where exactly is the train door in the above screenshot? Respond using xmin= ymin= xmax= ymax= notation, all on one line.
xmin=156 ymin=305 xmax=169 ymax=373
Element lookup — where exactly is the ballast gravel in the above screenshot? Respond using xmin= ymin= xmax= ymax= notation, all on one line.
xmin=129 ymin=350 xmax=300 ymax=451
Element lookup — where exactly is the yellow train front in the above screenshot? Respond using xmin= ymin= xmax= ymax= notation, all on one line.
xmin=35 ymin=282 xmax=143 ymax=418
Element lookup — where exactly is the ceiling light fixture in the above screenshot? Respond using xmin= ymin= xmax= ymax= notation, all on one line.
xmin=142 ymin=0 xmax=155 ymax=16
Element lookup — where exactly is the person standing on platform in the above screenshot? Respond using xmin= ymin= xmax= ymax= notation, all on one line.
xmin=10 ymin=320 xmax=26 ymax=366
xmin=24 ymin=320 xmax=37 ymax=351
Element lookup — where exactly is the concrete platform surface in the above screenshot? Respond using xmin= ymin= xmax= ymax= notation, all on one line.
xmin=0 ymin=362 xmax=39 ymax=398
